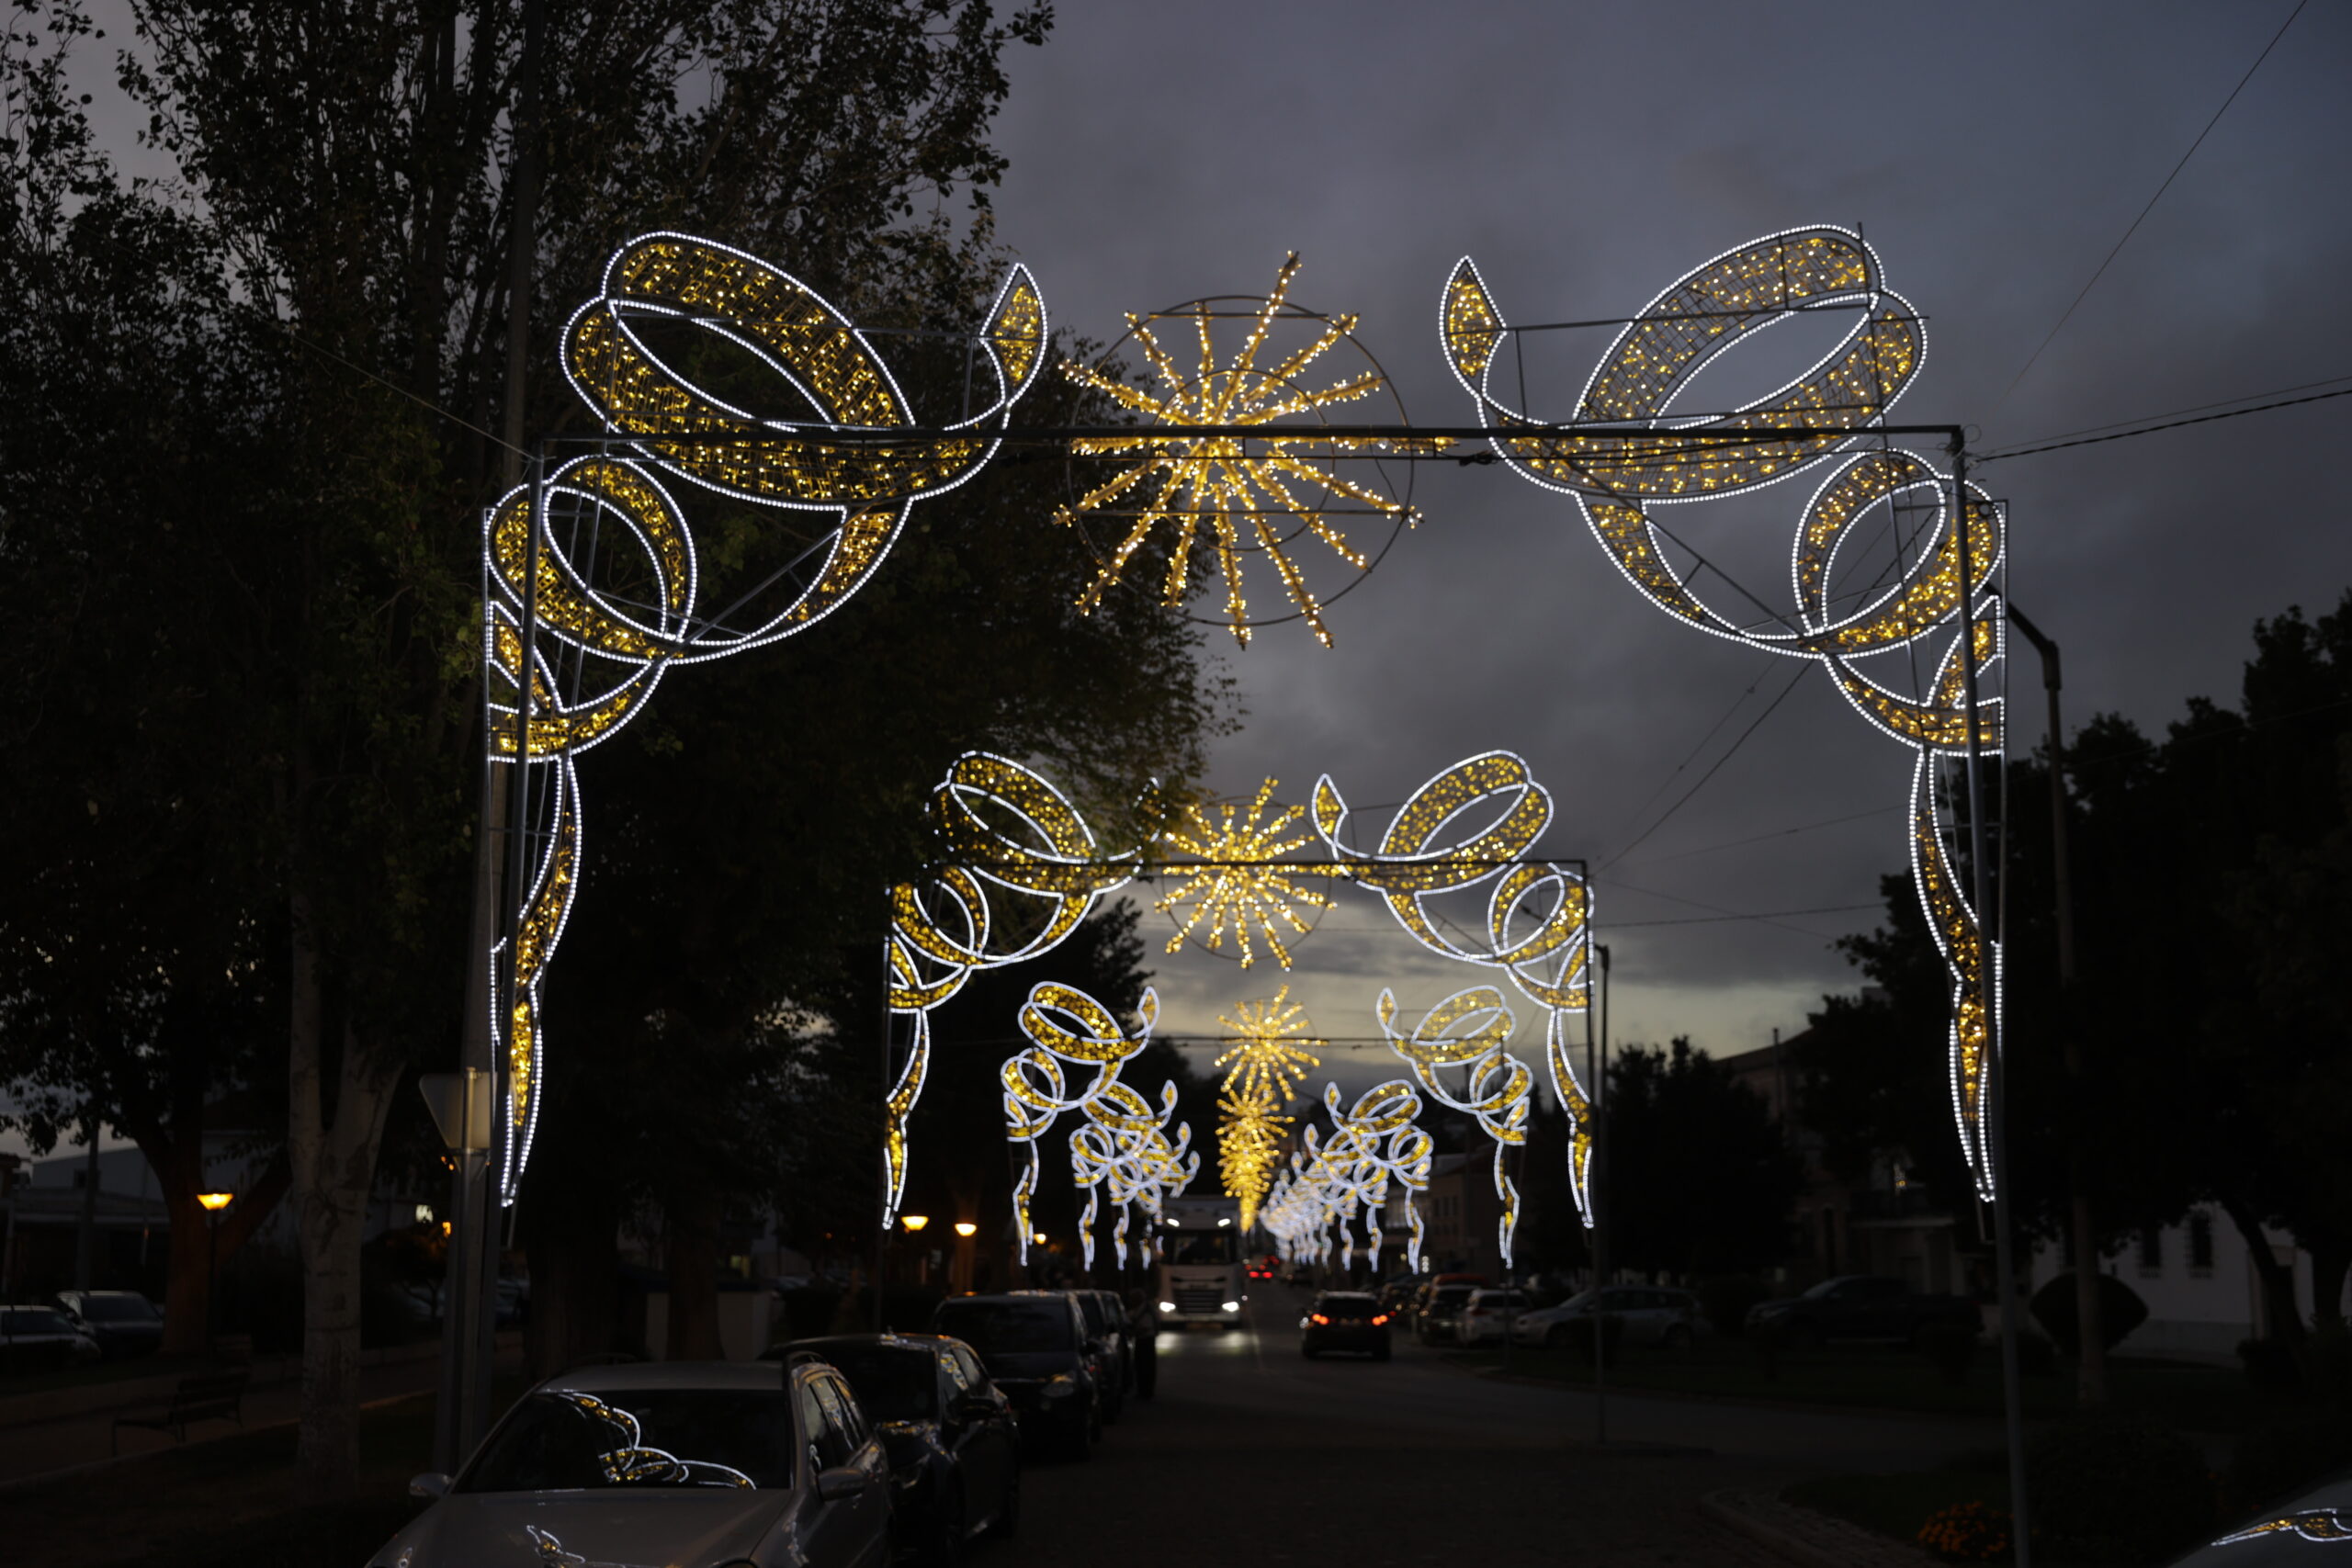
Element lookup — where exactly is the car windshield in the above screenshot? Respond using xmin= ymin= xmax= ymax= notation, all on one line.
xmin=1317 ymin=1296 xmax=1380 ymax=1320
xmin=5 ymin=1310 xmax=74 ymax=1335
xmin=933 ymin=1302 xmax=1074 ymax=1354
xmin=460 ymin=1388 xmax=795 ymax=1492
xmin=1168 ymin=1232 xmax=1236 ymax=1264
xmin=78 ymin=1296 xmax=159 ymax=1324
xmin=806 ymin=1346 xmax=936 ymax=1423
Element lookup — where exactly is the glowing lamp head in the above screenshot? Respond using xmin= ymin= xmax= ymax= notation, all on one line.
xmin=900 ymin=1215 xmax=930 ymax=1233
xmin=1033 ymin=1232 xmax=1048 ymax=1247
xmin=954 ymin=1222 xmax=978 ymax=1238
xmin=196 ymin=1191 xmax=234 ymax=1213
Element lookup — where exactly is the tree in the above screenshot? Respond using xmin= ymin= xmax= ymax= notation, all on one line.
xmin=1 ymin=0 xmax=1144 ymax=1492
xmin=1600 ymin=1038 xmax=1801 ymax=1278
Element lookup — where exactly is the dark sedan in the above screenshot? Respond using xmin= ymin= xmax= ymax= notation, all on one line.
xmin=777 ymin=1334 xmax=1019 ymax=1566
xmin=1300 ymin=1292 xmax=1391 ymax=1360
xmin=932 ymin=1294 xmax=1099 ymax=1461
xmin=55 ymin=1290 xmax=164 ymax=1360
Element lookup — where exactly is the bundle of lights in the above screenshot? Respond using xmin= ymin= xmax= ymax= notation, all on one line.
xmin=1155 ymin=780 xmax=1338 ymax=970
xmin=482 ymin=233 xmax=1047 ymax=1202
xmin=1071 ymin=1078 xmax=1199 ymax=1271
xmin=1212 ymin=986 xmax=1324 ymax=1229
xmin=1375 ymin=987 xmax=1533 ymax=1267
xmin=1442 ymin=228 xmax=2005 ymax=1196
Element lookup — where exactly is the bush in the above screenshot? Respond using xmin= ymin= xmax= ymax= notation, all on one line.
xmin=2227 ymin=1413 xmax=2352 ymax=1513
xmin=1914 ymin=1320 xmax=1978 ymax=1384
xmin=1697 ymin=1275 xmax=1770 ymax=1338
xmin=1560 ymin=1313 xmax=1626 ymax=1362
xmin=2027 ymin=1417 xmax=2215 ymax=1565
xmin=2239 ymin=1337 xmax=2301 ymax=1391
xmin=2028 ymin=1271 xmax=2148 ymax=1359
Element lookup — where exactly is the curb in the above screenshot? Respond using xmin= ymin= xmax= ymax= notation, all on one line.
xmin=1702 ymin=1487 xmax=1943 ymax=1568
xmin=0 ymin=1388 xmax=433 ymax=1496
xmin=0 ymin=1337 xmax=447 ymax=1429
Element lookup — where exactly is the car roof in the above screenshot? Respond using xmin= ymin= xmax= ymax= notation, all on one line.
xmin=958 ymin=1292 xmax=1074 ymax=1309
xmin=789 ymin=1333 xmax=956 ymax=1353
xmin=536 ymin=1359 xmax=791 ymax=1394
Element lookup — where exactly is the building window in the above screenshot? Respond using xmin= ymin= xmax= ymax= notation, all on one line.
xmin=2189 ymin=1211 xmax=2215 ymax=1278
xmin=2138 ymin=1227 xmax=2163 ymax=1278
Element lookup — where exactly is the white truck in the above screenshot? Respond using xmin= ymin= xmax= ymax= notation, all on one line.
xmin=1155 ymin=1195 xmax=1246 ymax=1330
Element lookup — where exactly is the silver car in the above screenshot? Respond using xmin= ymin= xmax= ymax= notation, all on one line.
xmin=1511 ymin=1286 xmax=1702 ymax=1349
xmin=370 ymin=1359 xmax=892 ymax=1568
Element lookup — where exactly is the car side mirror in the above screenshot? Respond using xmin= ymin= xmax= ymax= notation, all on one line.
xmin=408 ymin=1472 xmax=452 ymax=1500
xmin=816 ymin=1465 xmax=872 ymax=1503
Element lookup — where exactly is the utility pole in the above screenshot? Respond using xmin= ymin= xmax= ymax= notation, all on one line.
xmin=2007 ymin=602 xmax=2103 ymax=1405
xmin=1589 ymin=942 xmax=1611 ymax=1448
xmin=1954 ymin=443 xmax=2032 ymax=1567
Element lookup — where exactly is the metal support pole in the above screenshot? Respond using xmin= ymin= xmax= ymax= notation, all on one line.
xmin=1955 ymin=443 xmax=2032 ymax=1566
xmin=1591 ymin=942 xmax=1611 ymax=1447
xmin=876 ymin=924 xmax=894 ymax=1333
xmin=2009 ymin=603 xmax=2102 ymax=1406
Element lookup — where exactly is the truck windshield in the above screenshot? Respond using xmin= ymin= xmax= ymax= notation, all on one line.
xmin=1168 ymin=1233 xmax=1236 ymax=1265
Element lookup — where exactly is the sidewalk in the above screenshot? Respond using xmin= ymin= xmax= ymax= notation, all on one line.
xmin=0 ymin=1335 xmax=522 ymax=1488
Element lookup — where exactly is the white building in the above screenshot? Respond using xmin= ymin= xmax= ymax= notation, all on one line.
xmin=2030 ymin=1203 xmax=2349 ymax=1360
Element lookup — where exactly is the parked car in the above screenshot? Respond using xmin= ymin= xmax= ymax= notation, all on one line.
xmin=1453 ymin=1288 xmax=1535 ymax=1347
xmin=1300 ymin=1292 xmax=1391 ymax=1360
xmin=1745 ymin=1275 xmax=1979 ymax=1347
xmin=371 ymin=1359 xmax=891 ymax=1568
xmin=1416 ymin=1284 xmax=1480 ymax=1346
xmin=2166 ymin=1470 xmax=2352 ymax=1568
xmin=1513 ymin=1286 xmax=1702 ymax=1349
xmin=0 ymin=1304 xmax=102 ymax=1372
xmin=931 ymin=1293 xmax=1100 ymax=1461
xmin=1067 ymin=1290 xmax=1132 ymax=1421
xmin=54 ymin=1290 xmax=164 ymax=1360
xmin=774 ymin=1334 xmax=1019 ymax=1565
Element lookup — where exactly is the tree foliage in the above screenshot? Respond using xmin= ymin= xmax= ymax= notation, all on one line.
xmin=1600 ymin=1037 xmax=1802 ymax=1277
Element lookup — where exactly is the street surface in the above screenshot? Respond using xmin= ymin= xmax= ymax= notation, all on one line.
xmin=1013 ymin=1285 xmax=1998 ymax=1568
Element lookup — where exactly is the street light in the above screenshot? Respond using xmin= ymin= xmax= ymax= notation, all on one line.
xmin=196 ymin=1191 xmax=233 ymax=1354
xmin=900 ymin=1214 xmax=930 ymax=1233
xmin=953 ymin=1222 xmax=977 ymax=1238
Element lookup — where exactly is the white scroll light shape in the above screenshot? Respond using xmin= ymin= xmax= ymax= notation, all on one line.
xmin=1376 ymin=987 xmax=1532 ymax=1269
xmin=1001 ymin=982 xmax=1160 ymax=1264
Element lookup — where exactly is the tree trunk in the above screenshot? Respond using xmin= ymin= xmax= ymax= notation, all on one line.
xmin=2216 ymin=1187 xmax=2306 ymax=1348
xmin=664 ymin=1188 xmax=723 ymax=1361
xmin=2308 ymin=1241 xmax=2349 ymax=1330
xmin=524 ymin=1196 xmax=620 ymax=1380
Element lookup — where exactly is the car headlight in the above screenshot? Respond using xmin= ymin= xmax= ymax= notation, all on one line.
xmin=1221 ymin=1301 xmax=1240 ymax=1313
xmin=1159 ymin=1301 xmax=1175 ymax=1312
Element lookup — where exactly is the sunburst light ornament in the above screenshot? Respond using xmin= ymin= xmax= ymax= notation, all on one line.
xmin=1216 ymin=987 xmax=1326 ymax=1229
xmin=1156 ymin=779 xmax=1333 ymax=968
xmin=1056 ymin=255 xmax=1417 ymax=647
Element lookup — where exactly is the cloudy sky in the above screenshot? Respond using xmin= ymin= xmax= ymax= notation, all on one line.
xmin=969 ymin=0 xmax=2352 ymax=1089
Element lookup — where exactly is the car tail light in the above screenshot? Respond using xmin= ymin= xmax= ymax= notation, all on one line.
xmin=1372 ymin=1314 xmax=1389 ymax=1326
xmin=1310 ymin=1314 xmax=1330 ymax=1325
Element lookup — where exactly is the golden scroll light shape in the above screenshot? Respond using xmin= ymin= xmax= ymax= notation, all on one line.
xmin=881 ymin=751 xmax=1138 ymax=1226
xmin=1377 ymin=987 xmax=1532 ymax=1269
xmin=1442 ymin=228 xmax=2005 ymax=1196
xmin=1071 ymin=1079 xmax=1198 ymax=1271
xmin=1314 ymin=750 xmax=1597 ymax=1225
xmin=1057 ymin=254 xmax=1418 ymax=648
xmin=1213 ymin=986 xmax=1325 ymax=1229
xmin=1311 ymin=1078 xmax=1433 ymax=1274
xmin=1156 ymin=779 xmax=1337 ymax=970
xmin=1001 ymin=982 xmax=1159 ymax=1264
xmin=483 ymin=237 xmax=1046 ymax=1205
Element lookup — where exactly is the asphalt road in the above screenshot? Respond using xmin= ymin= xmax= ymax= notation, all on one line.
xmin=1007 ymin=1285 xmax=1997 ymax=1568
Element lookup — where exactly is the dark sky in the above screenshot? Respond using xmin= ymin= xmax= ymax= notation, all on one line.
xmin=967 ymin=0 xmax=2352 ymax=1084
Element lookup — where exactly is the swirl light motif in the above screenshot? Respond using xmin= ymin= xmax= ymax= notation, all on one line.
xmin=1441 ymin=228 xmax=2006 ymax=1197
xmin=1313 ymin=751 xmax=1597 ymax=1226
xmin=1314 ymin=1078 xmax=1434 ymax=1273
xmin=1071 ymin=1078 xmax=1198 ymax=1271
xmin=881 ymin=752 xmax=1138 ymax=1225
xmin=482 ymin=234 xmax=1047 ymax=1201
xmin=1377 ymin=987 xmax=1533 ymax=1266
xmin=1213 ymin=987 xmax=1325 ymax=1228
xmin=1001 ymin=982 xmax=1173 ymax=1263
xmin=2214 ymin=1510 xmax=2352 ymax=1547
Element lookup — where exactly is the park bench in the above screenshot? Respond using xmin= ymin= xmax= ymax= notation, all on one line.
xmin=111 ymin=1369 xmax=249 ymax=1453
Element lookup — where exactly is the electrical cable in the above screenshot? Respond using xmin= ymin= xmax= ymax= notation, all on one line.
xmin=1974 ymin=385 xmax=2352 ymax=464
xmin=1616 ymin=804 xmax=1905 ymax=868
xmin=1976 ymin=374 xmax=2352 ymax=455
xmin=1600 ymin=661 xmax=1812 ymax=871
xmin=1993 ymin=0 xmax=2310 ymax=414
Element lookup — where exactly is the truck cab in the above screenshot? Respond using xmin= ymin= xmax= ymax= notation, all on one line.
xmin=1156 ymin=1197 xmax=1246 ymax=1330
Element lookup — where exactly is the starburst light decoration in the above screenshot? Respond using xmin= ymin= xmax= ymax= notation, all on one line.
xmin=1377 ymin=987 xmax=1533 ymax=1267
xmin=483 ymin=234 xmax=1047 ymax=1201
xmin=1212 ymin=986 xmax=1325 ymax=1228
xmin=1442 ymin=227 xmax=2007 ymax=1196
xmin=1156 ymin=779 xmax=1336 ymax=969
xmin=1055 ymin=254 xmax=1417 ymax=647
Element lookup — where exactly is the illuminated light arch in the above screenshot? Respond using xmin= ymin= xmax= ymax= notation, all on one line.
xmin=1212 ymin=986 xmax=1325 ymax=1228
xmin=484 ymin=234 xmax=1047 ymax=1202
xmin=1000 ymin=982 xmax=1172 ymax=1264
xmin=1376 ymin=987 xmax=1533 ymax=1267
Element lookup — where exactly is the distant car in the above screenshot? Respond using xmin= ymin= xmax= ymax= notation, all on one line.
xmin=1745 ymin=1275 xmax=1978 ymax=1348
xmin=1300 ymin=1292 xmax=1391 ymax=1360
xmin=774 ymin=1334 xmax=1020 ymax=1565
xmin=0 ymin=1304 xmax=102 ymax=1371
xmin=932 ymin=1293 xmax=1101 ymax=1461
xmin=1453 ymin=1288 xmax=1535 ymax=1347
xmin=370 ymin=1359 xmax=892 ymax=1568
xmin=1416 ymin=1284 xmax=1479 ymax=1346
xmin=1247 ymin=1256 xmax=1280 ymax=1281
xmin=1513 ymin=1286 xmax=1702 ymax=1349
xmin=54 ymin=1290 xmax=164 ymax=1360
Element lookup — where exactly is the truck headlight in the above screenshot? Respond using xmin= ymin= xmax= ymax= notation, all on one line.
xmin=1221 ymin=1301 xmax=1240 ymax=1313
xmin=1158 ymin=1301 xmax=1175 ymax=1313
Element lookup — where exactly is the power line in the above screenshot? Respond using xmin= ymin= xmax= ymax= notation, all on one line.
xmin=1975 ymin=385 xmax=2352 ymax=465
xmin=1618 ymin=804 xmax=1905 ymax=868
xmin=1976 ymin=374 xmax=2352 ymax=456
xmin=1600 ymin=661 xmax=1812 ymax=870
xmin=1994 ymin=0 xmax=2309 ymax=413
xmin=1598 ymin=874 xmax=1854 ymax=940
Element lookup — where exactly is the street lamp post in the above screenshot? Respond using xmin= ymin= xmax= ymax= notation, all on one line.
xmin=196 ymin=1190 xmax=233 ymax=1355
xmin=420 ymin=1068 xmax=493 ymax=1474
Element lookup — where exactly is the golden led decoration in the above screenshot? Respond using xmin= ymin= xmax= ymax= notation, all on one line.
xmin=1156 ymin=779 xmax=1335 ymax=969
xmin=1377 ymin=987 xmax=1533 ymax=1267
xmin=1056 ymin=254 xmax=1416 ymax=647
xmin=1442 ymin=226 xmax=2007 ymax=1195
xmin=481 ymin=233 xmax=1046 ymax=1204
xmin=1212 ymin=986 xmax=1326 ymax=1228
xmin=1001 ymin=983 xmax=1163 ymax=1263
